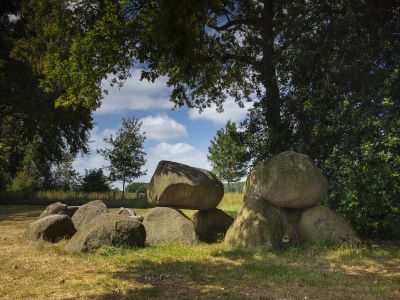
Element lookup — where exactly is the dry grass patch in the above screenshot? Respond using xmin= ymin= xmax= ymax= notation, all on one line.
xmin=0 ymin=204 xmax=399 ymax=299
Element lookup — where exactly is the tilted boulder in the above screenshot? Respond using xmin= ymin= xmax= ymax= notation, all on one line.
xmin=147 ymin=161 xmax=224 ymax=210
xmin=299 ymin=206 xmax=361 ymax=244
xmin=39 ymin=202 xmax=68 ymax=218
xmin=245 ymin=151 xmax=328 ymax=208
xmin=192 ymin=209 xmax=233 ymax=243
xmin=24 ymin=214 xmax=76 ymax=243
xmin=65 ymin=213 xmax=146 ymax=252
xmin=143 ymin=207 xmax=198 ymax=245
xmin=224 ymin=196 xmax=283 ymax=250
xmin=72 ymin=200 xmax=107 ymax=230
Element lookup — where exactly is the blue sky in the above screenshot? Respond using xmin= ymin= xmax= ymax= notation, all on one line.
xmin=73 ymin=69 xmax=253 ymax=188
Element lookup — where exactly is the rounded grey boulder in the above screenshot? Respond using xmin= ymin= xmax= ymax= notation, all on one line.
xmin=72 ymin=200 xmax=107 ymax=230
xmin=117 ymin=207 xmax=137 ymax=217
xmin=143 ymin=207 xmax=198 ymax=245
xmin=224 ymin=196 xmax=283 ymax=250
xmin=245 ymin=151 xmax=328 ymax=208
xmin=147 ymin=160 xmax=224 ymax=210
xmin=65 ymin=213 xmax=146 ymax=252
xmin=192 ymin=209 xmax=233 ymax=243
xmin=39 ymin=202 xmax=68 ymax=218
xmin=24 ymin=214 xmax=76 ymax=243
xmin=299 ymin=206 xmax=361 ymax=244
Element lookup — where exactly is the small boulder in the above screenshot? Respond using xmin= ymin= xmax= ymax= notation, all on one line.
xmin=224 ymin=196 xmax=283 ymax=250
xmin=143 ymin=207 xmax=198 ymax=245
xmin=147 ymin=160 xmax=224 ymax=210
xmin=39 ymin=202 xmax=68 ymax=218
xmin=245 ymin=151 xmax=328 ymax=208
xmin=299 ymin=206 xmax=361 ymax=244
xmin=24 ymin=215 xmax=76 ymax=243
xmin=192 ymin=209 xmax=233 ymax=243
xmin=66 ymin=206 xmax=80 ymax=218
xmin=117 ymin=207 xmax=137 ymax=217
xmin=72 ymin=200 xmax=107 ymax=230
xmin=65 ymin=213 xmax=146 ymax=252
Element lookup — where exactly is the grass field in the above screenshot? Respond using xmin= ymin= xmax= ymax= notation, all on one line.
xmin=0 ymin=194 xmax=399 ymax=299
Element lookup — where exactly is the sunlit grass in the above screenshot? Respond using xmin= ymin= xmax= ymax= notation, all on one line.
xmin=0 ymin=203 xmax=399 ymax=299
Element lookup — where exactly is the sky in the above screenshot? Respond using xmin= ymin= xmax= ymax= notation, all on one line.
xmin=72 ymin=69 xmax=253 ymax=188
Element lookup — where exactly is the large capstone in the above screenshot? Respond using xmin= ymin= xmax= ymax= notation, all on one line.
xmin=71 ymin=200 xmax=107 ymax=230
xmin=147 ymin=160 xmax=224 ymax=210
xmin=245 ymin=151 xmax=328 ymax=208
xmin=39 ymin=202 xmax=68 ymax=218
xmin=299 ymin=206 xmax=361 ymax=244
xmin=143 ymin=207 xmax=198 ymax=245
xmin=64 ymin=213 xmax=146 ymax=252
xmin=224 ymin=196 xmax=283 ymax=250
xmin=24 ymin=214 xmax=76 ymax=243
xmin=192 ymin=209 xmax=233 ymax=243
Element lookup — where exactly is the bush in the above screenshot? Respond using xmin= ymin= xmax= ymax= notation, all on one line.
xmin=125 ymin=182 xmax=149 ymax=193
xmin=80 ymin=169 xmax=110 ymax=192
xmin=10 ymin=171 xmax=37 ymax=192
xmin=323 ymin=146 xmax=400 ymax=240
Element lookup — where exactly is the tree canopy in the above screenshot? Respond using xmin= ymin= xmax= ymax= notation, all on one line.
xmin=3 ymin=0 xmax=400 ymax=238
xmin=0 ymin=0 xmax=93 ymax=190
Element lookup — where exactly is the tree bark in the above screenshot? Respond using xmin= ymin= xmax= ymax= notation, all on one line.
xmin=260 ymin=0 xmax=286 ymax=154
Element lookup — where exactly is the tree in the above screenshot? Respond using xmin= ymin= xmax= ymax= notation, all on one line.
xmin=98 ymin=117 xmax=146 ymax=196
xmin=80 ymin=168 xmax=110 ymax=192
xmin=12 ymin=1 xmax=400 ymax=238
xmin=208 ymin=120 xmax=248 ymax=186
xmin=51 ymin=153 xmax=80 ymax=191
xmin=0 ymin=0 xmax=93 ymax=190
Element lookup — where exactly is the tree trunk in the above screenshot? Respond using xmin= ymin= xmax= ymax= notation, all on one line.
xmin=260 ymin=0 xmax=286 ymax=154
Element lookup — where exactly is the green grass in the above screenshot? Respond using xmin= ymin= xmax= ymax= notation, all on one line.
xmin=1 ymin=194 xmax=399 ymax=299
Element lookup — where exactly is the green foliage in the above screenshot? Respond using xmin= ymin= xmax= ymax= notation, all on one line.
xmin=51 ymin=153 xmax=81 ymax=191
xmin=10 ymin=171 xmax=37 ymax=193
xmin=125 ymin=182 xmax=149 ymax=193
xmin=223 ymin=182 xmax=245 ymax=193
xmin=80 ymin=169 xmax=110 ymax=192
xmin=0 ymin=1 xmax=93 ymax=190
xmin=7 ymin=0 xmax=400 ymax=239
xmin=98 ymin=117 xmax=147 ymax=193
xmin=208 ymin=120 xmax=248 ymax=185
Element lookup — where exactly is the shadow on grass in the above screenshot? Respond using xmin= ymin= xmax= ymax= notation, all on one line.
xmin=0 ymin=205 xmax=43 ymax=222
xmin=86 ymin=244 xmax=400 ymax=299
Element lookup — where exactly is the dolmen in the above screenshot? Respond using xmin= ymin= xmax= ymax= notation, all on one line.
xmin=24 ymin=200 xmax=146 ymax=252
xmin=145 ymin=160 xmax=233 ymax=244
xmin=225 ymin=151 xmax=360 ymax=250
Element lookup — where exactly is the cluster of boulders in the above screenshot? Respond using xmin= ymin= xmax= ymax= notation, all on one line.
xmin=24 ymin=152 xmax=360 ymax=253
xmin=225 ymin=151 xmax=360 ymax=250
xmin=144 ymin=160 xmax=233 ymax=244
xmin=24 ymin=200 xmax=146 ymax=252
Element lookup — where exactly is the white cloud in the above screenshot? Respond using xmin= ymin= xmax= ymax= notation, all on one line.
xmin=96 ymin=70 xmax=174 ymax=114
xmin=72 ymin=127 xmax=116 ymax=175
xmin=140 ymin=115 xmax=187 ymax=141
xmin=188 ymin=97 xmax=253 ymax=124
